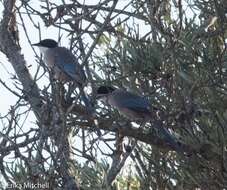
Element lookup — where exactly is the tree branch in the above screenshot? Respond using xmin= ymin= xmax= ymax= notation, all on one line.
xmin=0 ymin=0 xmax=42 ymax=119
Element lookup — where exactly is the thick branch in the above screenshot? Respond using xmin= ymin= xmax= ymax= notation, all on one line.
xmin=69 ymin=108 xmax=193 ymax=154
xmin=0 ymin=0 xmax=42 ymax=119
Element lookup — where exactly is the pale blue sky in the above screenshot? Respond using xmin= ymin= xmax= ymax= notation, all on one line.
xmin=0 ymin=0 xmax=148 ymax=116
xmin=0 ymin=0 xmax=138 ymax=167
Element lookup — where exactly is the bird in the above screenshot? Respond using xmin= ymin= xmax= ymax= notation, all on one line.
xmin=96 ymin=85 xmax=182 ymax=151
xmin=32 ymin=39 xmax=92 ymax=113
xmin=96 ymin=86 xmax=153 ymax=120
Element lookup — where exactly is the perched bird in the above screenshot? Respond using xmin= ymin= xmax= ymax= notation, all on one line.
xmin=32 ymin=39 xmax=86 ymax=84
xmin=96 ymin=85 xmax=182 ymax=151
xmin=32 ymin=39 xmax=92 ymax=113
xmin=96 ymin=86 xmax=153 ymax=120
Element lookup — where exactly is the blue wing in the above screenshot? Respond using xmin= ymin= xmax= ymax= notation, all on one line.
xmin=114 ymin=90 xmax=150 ymax=113
xmin=53 ymin=47 xmax=87 ymax=84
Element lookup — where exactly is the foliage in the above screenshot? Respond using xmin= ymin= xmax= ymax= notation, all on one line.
xmin=0 ymin=0 xmax=227 ymax=189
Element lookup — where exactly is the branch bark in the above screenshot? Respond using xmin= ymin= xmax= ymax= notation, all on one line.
xmin=0 ymin=0 xmax=42 ymax=119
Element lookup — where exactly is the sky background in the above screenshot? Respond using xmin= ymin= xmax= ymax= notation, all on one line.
xmin=0 ymin=0 xmax=139 ymax=165
xmin=0 ymin=0 xmax=196 ymax=136
xmin=0 ymin=0 xmax=134 ymax=116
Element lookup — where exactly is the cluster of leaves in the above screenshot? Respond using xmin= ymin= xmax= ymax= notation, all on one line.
xmin=94 ymin=0 xmax=227 ymax=189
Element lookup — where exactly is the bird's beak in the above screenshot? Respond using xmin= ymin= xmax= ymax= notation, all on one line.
xmin=31 ymin=43 xmax=40 ymax=46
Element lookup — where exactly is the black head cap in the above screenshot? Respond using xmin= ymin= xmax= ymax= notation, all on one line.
xmin=97 ymin=86 xmax=116 ymax=95
xmin=32 ymin=39 xmax=58 ymax=48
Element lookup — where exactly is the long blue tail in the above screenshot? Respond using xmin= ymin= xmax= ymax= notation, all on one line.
xmin=153 ymin=120 xmax=183 ymax=152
